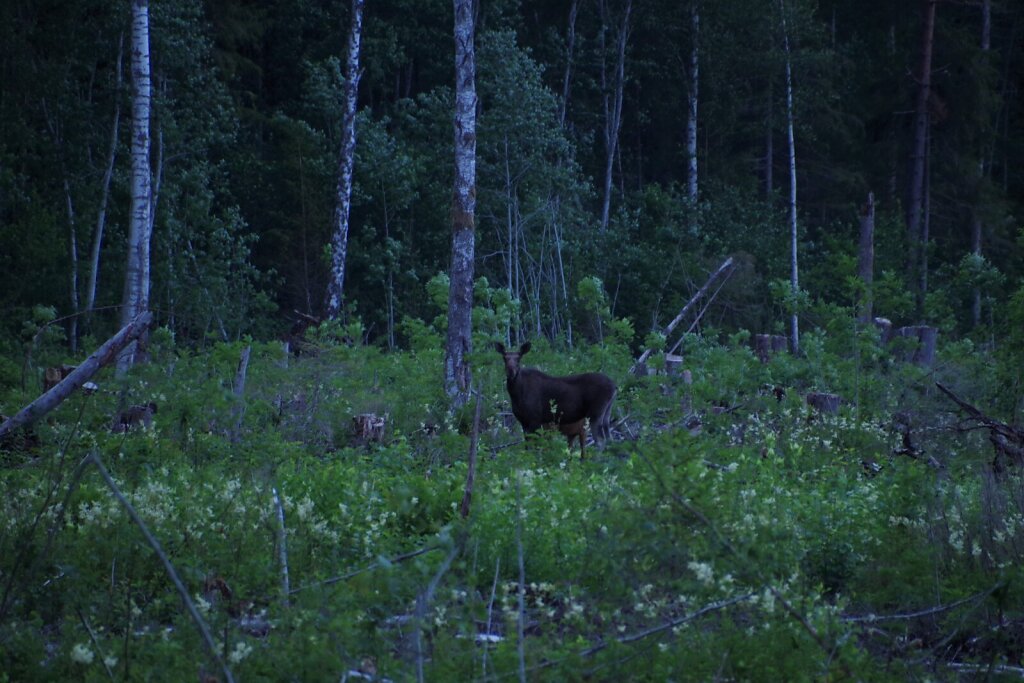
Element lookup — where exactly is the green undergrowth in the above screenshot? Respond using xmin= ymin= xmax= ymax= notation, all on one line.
xmin=2 ymin=334 xmax=1023 ymax=681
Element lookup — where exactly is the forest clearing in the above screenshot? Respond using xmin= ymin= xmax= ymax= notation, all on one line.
xmin=2 ymin=0 xmax=1023 ymax=679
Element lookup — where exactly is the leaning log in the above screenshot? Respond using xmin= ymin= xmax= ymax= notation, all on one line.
xmin=633 ymin=257 xmax=734 ymax=373
xmin=0 ymin=312 xmax=153 ymax=439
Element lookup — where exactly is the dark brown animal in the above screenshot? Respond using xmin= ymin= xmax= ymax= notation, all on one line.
xmin=42 ymin=364 xmax=77 ymax=392
xmin=111 ymin=402 xmax=158 ymax=433
xmin=495 ymin=342 xmax=615 ymax=458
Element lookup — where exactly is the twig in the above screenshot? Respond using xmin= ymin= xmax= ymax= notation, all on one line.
xmin=482 ymin=558 xmax=501 ymax=679
xmin=946 ymin=662 xmax=1024 ymax=678
xmin=580 ymin=593 xmax=754 ymax=657
xmin=289 ymin=545 xmax=440 ymax=594
xmin=76 ymin=606 xmax=116 ymax=681
xmin=88 ymin=451 xmax=234 ymax=683
xmin=272 ymin=487 xmax=290 ymax=605
xmin=516 ymin=470 xmax=527 ymax=683
xmin=414 ymin=543 xmax=460 ymax=683
xmin=842 ymin=585 xmax=998 ymax=623
xmin=461 ymin=389 xmax=483 ymax=518
xmin=231 ymin=345 xmax=251 ymax=443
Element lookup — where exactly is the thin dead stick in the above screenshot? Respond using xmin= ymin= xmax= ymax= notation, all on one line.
xmin=947 ymin=662 xmax=1024 ymax=678
xmin=634 ymin=257 xmax=733 ymax=371
xmin=76 ymin=606 xmax=116 ymax=681
xmin=1 ymin=311 xmax=153 ymax=438
xmin=414 ymin=543 xmax=460 ymax=683
xmin=482 ymin=557 xmax=501 ymax=679
xmin=515 ymin=470 xmax=527 ymax=683
xmin=461 ymin=389 xmax=483 ymax=518
xmin=842 ymin=585 xmax=998 ymax=623
xmin=231 ymin=345 xmax=251 ymax=443
xmin=580 ymin=593 xmax=754 ymax=657
xmin=272 ymin=487 xmax=290 ymax=604
xmin=289 ymin=545 xmax=440 ymax=594
xmin=88 ymin=451 xmax=235 ymax=683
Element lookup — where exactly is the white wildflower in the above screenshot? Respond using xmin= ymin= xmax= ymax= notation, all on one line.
xmin=70 ymin=643 xmax=94 ymax=664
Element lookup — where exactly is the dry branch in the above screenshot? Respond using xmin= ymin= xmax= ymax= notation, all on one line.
xmin=936 ymin=382 xmax=1024 ymax=470
xmin=1 ymin=311 xmax=153 ymax=439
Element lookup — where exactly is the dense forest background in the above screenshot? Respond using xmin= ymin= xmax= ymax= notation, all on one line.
xmin=1 ymin=0 xmax=1021 ymax=356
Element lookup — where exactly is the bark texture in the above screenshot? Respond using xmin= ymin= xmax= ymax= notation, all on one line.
xmin=119 ymin=0 xmax=152 ymax=370
xmin=445 ymin=0 xmax=478 ymax=406
xmin=857 ymin=192 xmax=875 ymax=324
xmin=907 ymin=0 xmax=937 ymax=313
xmin=324 ymin=0 xmax=365 ymax=319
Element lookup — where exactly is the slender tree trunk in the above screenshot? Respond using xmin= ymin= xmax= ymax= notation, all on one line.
xmin=857 ymin=192 xmax=875 ymax=324
xmin=85 ymin=36 xmax=123 ymax=324
xmin=559 ymin=0 xmax=579 ymax=129
xmin=118 ymin=0 xmax=152 ymax=372
xmin=907 ymin=0 xmax=937 ymax=318
xmin=63 ymin=178 xmax=79 ymax=353
xmin=686 ymin=1 xmax=699 ymax=203
xmin=764 ymin=81 xmax=773 ymax=197
xmin=324 ymin=0 xmax=365 ymax=319
xmin=445 ymin=0 xmax=477 ymax=407
xmin=598 ymin=0 xmax=631 ymax=232
xmin=972 ymin=0 xmax=991 ymax=328
xmin=920 ymin=125 xmax=931 ymax=310
xmin=780 ymin=0 xmax=799 ymax=355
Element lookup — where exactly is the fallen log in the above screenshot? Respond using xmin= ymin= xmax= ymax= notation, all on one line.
xmin=0 ymin=312 xmax=153 ymax=439
xmin=936 ymin=382 xmax=1024 ymax=472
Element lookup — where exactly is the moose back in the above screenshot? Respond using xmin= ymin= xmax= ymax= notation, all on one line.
xmin=495 ymin=342 xmax=615 ymax=457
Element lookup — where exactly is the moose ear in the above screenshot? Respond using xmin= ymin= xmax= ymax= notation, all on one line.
xmin=519 ymin=342 xmax=531 ymax=355
xmin=494 ymin=342 xmax=506 ymax=354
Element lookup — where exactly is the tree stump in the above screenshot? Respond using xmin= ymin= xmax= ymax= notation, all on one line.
xmin=806 ymin=392 xmax=841 ymax=414
xmin=872 ymin=317 xmax=892 ymax=344
xmin=664 ymin=354 xmax=684 ymax=376
xmin=352 ymin=413 xmax=386 ymax=444
xmin=754 ymin=334 xmax=788 ymax=363
xmin=892 ymin=326 xmax=938 ymax=366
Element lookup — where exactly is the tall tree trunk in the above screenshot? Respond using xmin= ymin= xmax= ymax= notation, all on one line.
xmin=85 ymin=35 xmax=124 ymax=325
xmin=780 ymin=0 xmax=799 ymax=355
xmin=598 ymin=0 xmax=631 ymax=232
xmin=445 ymin=0 xmax=477 ymax=407
xmin=118 ymin=0 xmax=152 ymax=371
xmin=685 ymin=1 xmax=699 ymax=203
xmin=559 ymin=0 xmax=579 ymax=129
xmin=972 ymin=0 xmax=991 ymax=328
xmin=907 ymin=0 xmax=937 ymax=318
xmin=764 ymin=81 xmax=773 ymax=197
xmin=857 ymin=192 xmax=875 ymax=324
xmin=324 ymin=0 xmax=365 ymax=320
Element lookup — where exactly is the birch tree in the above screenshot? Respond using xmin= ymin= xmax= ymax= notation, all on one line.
xmin=780 ymin=0 xmax=799 ymax=355
xmin=445 ymin=0 xmax=477 ymax=406
xmin=119 ymin=0 xmax=152 ymax=371
xmin=685 ymin=1 xmax=699 ymax=203
xmin=324 ymin=0 xmax=365 ymax=320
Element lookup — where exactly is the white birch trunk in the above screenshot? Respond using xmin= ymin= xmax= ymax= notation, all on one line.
xmin=62 ymin=177 xmax=80 ymax=354
xmin=119 ymin=0 xmax=152 ymax=371
xmin=686 ymin=1 xmax=699 ymax=203
xmin=559 ymin=0 xmax=579 ymax=129
xmin=324 ymin=0 xmax=365 ymax=319
xmin=445 ymin=0 xmax=477 ymax=406
xmin=972 ymin=0 xmax=990 ymax=328
xmin=780 ymin=0 xmax=799 ymax=355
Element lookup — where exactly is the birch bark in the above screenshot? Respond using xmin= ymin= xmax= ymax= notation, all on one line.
xmin=445 ymin=0 xmax=477 ymax=406
xmin=324 ymin=0 xmax=365 ymax=319
xmin=118 ymin=0 xmax=152 ymax=371
xmin=780 ymin=0 xmax=800 ymax=354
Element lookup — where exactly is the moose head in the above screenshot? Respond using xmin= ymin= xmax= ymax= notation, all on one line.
xmin=495 ymin=342 xmax=615 ymax=457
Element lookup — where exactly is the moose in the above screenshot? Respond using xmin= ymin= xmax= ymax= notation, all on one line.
xmin=495 ymin=342 xmax=616 ymax=458
xmin=111 ymin=401 xmax=158 ymax=433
